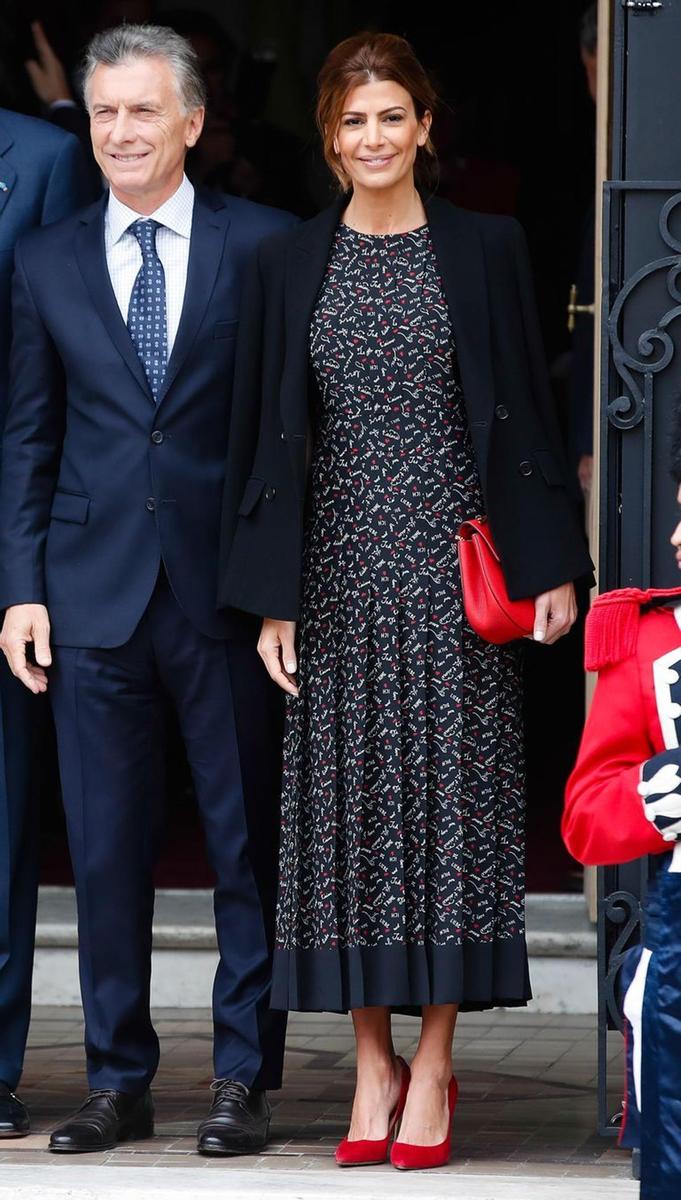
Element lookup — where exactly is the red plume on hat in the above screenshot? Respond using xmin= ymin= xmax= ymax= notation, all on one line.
xmin=585 ymin=586 xmax=681 ymax=672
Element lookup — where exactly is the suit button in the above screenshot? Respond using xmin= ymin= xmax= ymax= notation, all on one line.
xmin=151 ymin=430 xmax=164 ymax=444
xmin=145 ymin=497 xmax=156 ymax=512
xmin=518 ymin=460 xmax=533 ymax=477
xmin=280 ymin=431 xmax=286 ymax=441
xmin=495 ymin=405 xmax=509 ymax=420
xmin=264 ymin=486 xmax=276 ymax=501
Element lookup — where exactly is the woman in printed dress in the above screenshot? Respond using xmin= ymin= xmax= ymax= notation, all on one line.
xmin=219 ymin=31 xmax=592 ymax=1170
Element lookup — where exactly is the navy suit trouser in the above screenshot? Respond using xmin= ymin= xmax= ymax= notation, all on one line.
xmin=49 ymin=567 xmax=285 ymax=1095
xmin=0 ymin=662 xmax=40 ymax=1090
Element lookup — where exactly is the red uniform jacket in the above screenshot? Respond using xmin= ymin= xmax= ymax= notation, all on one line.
xmin=563 ymin=587 xmax=681 ymax=866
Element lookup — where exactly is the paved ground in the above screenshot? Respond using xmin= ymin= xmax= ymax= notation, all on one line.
xmin=0 ymin=1006 xmax=637 ymax=1198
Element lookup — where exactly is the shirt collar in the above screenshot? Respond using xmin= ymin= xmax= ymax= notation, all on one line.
xmin=105 ymin=174 xmax=195 ymax=249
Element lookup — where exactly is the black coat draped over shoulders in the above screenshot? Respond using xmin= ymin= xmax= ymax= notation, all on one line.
xmin=218 ymin=187 xmax=593 ymax=622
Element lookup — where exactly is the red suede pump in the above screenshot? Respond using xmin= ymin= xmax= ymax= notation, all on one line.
xmin=390 ymin=1074 xmax=459 ymax=1171
xmin=335 ymin=1056 xmax=411 ymax=1167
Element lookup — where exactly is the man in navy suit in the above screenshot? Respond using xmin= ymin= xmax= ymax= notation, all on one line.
xmin=0 ymin=107 xmax=92 ymax=1138
xmin=0 ymin=25 xmax=295 ymax=1155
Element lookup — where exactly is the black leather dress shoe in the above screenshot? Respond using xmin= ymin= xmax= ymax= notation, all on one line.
xmin=197 ymin=1079 xmax=271 ymax=1156
xmin=0 ymin=1083 xmax=29 ymax=1137
xmin=49 ymin=1089 xmax=154 ymax=1153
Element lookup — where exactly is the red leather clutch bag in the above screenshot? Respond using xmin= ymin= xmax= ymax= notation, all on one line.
xmin=457 ymin=516 xmax=535 ymax=644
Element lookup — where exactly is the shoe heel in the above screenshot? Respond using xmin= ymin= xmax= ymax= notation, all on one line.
xmin=121 ymin=1118 xmax=154 ymax=1142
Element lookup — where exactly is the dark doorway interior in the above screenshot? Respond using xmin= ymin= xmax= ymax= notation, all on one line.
xmin=4 ymin=0 xmax=596 ymax=893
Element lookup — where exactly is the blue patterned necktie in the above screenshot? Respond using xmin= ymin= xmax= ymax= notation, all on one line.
xmin=126 ymin=219 xmax=168 ymax=403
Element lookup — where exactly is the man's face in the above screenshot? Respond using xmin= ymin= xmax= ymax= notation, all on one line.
xmin=89 ymin=56 xmax=204 ymax=208
xmin=671 ymin=483 xmax=681 ymax=568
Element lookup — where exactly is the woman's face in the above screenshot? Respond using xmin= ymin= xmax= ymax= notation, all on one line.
xmin=333 ymin=78 xmax=431 ymax=193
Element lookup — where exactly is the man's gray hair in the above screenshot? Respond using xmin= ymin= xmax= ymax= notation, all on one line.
xmin=83 ymin=23 xmax=207 ymax=113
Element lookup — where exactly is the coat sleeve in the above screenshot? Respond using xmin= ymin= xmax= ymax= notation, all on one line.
xmin=509 ymin=219 xmax=574 ymax=476
xmin=562 ymin=653 xmax=670 ymax=865
xmin=0 ymin=240 xmax=65 ymax=609
xmin=218 ymin=239 xmax=265 ymax=579
xmin=505 ymin=217 xmax=594 ymax=592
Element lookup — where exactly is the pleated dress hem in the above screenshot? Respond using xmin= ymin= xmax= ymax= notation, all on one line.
xmin=270 ymin=937 xmax=532 ymax=1014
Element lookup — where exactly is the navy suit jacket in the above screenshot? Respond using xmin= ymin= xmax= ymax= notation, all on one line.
xmin=0 ymin=185 xmax=297 ymax=647
xmin=0 ymin=108 xmax=93 ymax=438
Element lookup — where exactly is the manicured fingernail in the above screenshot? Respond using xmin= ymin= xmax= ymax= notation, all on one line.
xmin=534 ymin=630 xmax=545 ymax=641
xmin=286 ymin=662 xmax=296 ymax=672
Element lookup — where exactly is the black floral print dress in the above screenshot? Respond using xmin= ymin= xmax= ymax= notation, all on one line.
xmin=270 ymin=221 xmax=531 ymax=1013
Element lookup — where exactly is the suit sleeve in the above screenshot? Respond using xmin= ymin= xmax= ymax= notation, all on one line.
xmin=0 ymin=241 xmax=65 ymax=608
xmin=562 ymin=653 xmax=670 ymax=865
xmin=40 ymin=131 xmax=97 ymax=226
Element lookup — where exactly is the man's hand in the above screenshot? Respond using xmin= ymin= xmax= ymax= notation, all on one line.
xmin=24 ymin=21 xmax=73 ymax=106
xmin=529 ymin=582 xmax=577 ymax=646
xmin=578 ymin=454 xmax=594 ymax=493
xmin=257 ymin=618 xmax=299 ymax=697
xmin=0 ymin=604 xmax=52 ymax=693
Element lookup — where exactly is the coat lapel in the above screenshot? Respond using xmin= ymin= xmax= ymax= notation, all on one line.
xmin=280 ymin=193 xmax=346 ymax=433
xmin=423 ymin=192 xmax=495 ymax=432
xmin=0 ymin=121 xmax=17 ymax=223
xmin=156 ymin=188 xmax=229 ymax=406
xmin=75 ymin=195 xmax=152 ymax=401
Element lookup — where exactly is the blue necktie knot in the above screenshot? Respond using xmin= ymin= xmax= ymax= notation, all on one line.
xmin=130 ymin=218 xmax=161 ymax=258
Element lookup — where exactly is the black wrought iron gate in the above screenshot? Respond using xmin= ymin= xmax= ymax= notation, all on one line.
xmin=598 ymin=0 xmax=681 ymax=1134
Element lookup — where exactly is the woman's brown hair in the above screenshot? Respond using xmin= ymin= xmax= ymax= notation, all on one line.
xmin=316 ymin=31 xmax=439 ymax=195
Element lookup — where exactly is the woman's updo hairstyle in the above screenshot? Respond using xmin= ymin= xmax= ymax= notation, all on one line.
xmin=316 ymin=31 xmax=439 ymax=195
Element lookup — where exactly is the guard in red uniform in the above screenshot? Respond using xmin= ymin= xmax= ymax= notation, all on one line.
xmin=564 ymin=493 xmax=681 ymax=1198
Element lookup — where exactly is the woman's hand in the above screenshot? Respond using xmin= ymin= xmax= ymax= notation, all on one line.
xmin=529 ymin=583 xmax=578 ymax=646
xmin=258 ymin=618 xmax=299 ymax=696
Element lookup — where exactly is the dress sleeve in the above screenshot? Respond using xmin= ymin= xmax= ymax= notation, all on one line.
xmin=562 ymin=653 xmax=670 ymax=865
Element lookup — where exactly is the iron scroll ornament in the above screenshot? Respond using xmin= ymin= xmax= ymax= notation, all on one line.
xmin=600 ymin=889 xmax=642 ymax=1035
xmin=607 ymin=193 xmax=681 ymax=431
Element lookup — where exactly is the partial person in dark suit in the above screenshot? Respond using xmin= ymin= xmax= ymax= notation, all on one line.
xmin=23 ymin=20 xmax=102 ymax=196
xmin=219 ymin=31 xmax=593 ymax=1173
xmin=0 ymin=106 xmax=93 ymax=1139
xmin=0 ymin=24 xmax=295 ymax=1156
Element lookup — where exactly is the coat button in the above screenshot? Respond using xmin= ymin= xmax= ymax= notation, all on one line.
xmin=495 ymin=405 xmax=509 ymax=420
xmin=280 ymin=431 xmax=287 ymax=441
xmin=145 ymin=497 xmax=156 ymax=512
xmin=151 ymin=430 xmax=164 ymax=444
xmin=264 ymin=486 xmax=276 ymax=501
xmin=518 ymin=460 xmax=533 ymax=477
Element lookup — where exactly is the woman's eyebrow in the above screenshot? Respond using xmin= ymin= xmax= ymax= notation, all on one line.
xmin=341 ymin=106 xmax=408 ymax=116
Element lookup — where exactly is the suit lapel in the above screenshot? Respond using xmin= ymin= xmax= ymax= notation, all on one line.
xmin=0 ymin=121 xmax=17 ymax=223
xmin=75 ymin=195 xmax=152 ymax=401
xmin=156 ymin=188 xmax=229 ymax=406
xmin=424 ymin=192 xmax=495 ymax=430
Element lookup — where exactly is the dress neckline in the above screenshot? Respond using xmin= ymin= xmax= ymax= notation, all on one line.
xmin=338 ymin=221 xmax=429 ymax=239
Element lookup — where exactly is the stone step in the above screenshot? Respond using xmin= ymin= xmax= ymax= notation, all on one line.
xmin=0 ymin=1164 xmax=638 ymax=1199
xmin=32 ymin=888 xmax=598 ymax=1013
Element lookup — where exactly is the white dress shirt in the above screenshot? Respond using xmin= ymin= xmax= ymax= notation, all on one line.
xmin=104 ymin=174 xmax=194 ymax=358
